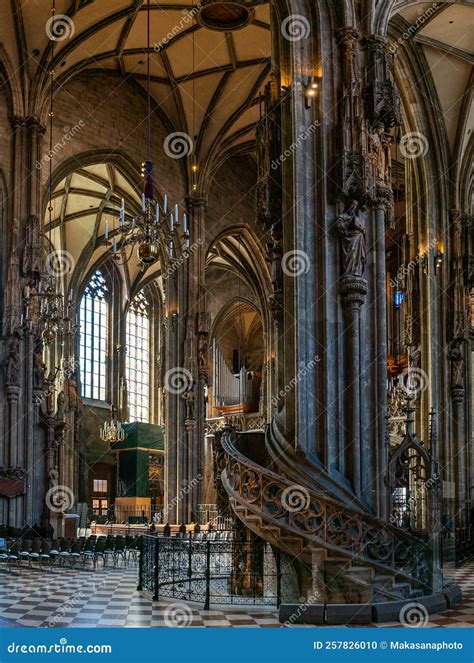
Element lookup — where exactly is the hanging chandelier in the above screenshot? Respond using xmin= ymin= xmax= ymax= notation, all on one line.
xmin=109 ymin=160 xmax=188 ymax=267
xmin=100 ymin=406 xmax=125 ymax=443
xmin=23 ymin=0 xmax=70 ymax=345
xmin=107 ymin=0 xmax=188 ymax=268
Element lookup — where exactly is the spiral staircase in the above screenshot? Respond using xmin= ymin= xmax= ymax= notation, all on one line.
xmin=213 ymin=421 xmax=446 ymax=622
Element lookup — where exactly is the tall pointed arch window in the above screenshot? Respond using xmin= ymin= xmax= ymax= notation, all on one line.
xmin=79 ymin=270 xmax=108 ymax=400
xmin=126 ymin=290 xmax=150 ymax=422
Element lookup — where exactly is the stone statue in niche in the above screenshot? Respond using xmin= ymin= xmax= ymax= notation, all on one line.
xmin=182 ymin=386 xmax=195 ymax=422
xmin=336 ymin=200 xmax=367 ymax=277
xmin=5 ymin=334 xmax=21 ymax=386
xmin=48 ymin=467 xmax=59 ymax=490
xmin=369 ymin=122 xmax=392 ymax=186
xmin=67 ymin=376 xmax=79 ymax=411
xmin=33 ymin=340 xmax=47 ymax=389
xmin=56 ymin=391 xmax=66 ymax=421
xmin=266 ymin=240 xmax=283 ymax=293
xmin=23 ymin=280 xmax=40 ymax=327
xmin=198 ymin=334 xmax=209 ymax=375
xmin=448 ymin=342 xmax=464 ymax=388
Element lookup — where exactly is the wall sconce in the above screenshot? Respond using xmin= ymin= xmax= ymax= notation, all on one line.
xmin=302 ymin=76 xmax=320 ymax=108
xmin=434 ymin=251 xmax=443 ymax=275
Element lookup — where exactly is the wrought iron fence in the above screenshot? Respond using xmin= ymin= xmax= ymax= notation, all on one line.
xmin=137 ymin=534 xmax=297 ymax=608
xmin=195 ymin=504 xmax=234 ymax=529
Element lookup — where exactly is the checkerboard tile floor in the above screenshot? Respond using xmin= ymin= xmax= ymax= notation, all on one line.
xmin=0 ymin=560 xmax=472 ymax=628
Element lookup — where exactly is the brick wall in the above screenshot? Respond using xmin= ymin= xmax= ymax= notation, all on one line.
xmin=205 ymin=154 xmax=259 ymax=248
xmin=40 ymin=71 xmax=186 ymax=205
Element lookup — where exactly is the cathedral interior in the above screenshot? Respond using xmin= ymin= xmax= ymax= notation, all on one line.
xmin=0 ymin=0 xmax=472 ymax=629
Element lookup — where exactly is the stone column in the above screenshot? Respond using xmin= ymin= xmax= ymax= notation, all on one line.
xmin=184 ymin=195 xmax=208 ymax=521
xmin=339 ymin=275 xmax=367 ymax=497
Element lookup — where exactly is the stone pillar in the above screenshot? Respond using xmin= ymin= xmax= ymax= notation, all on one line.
xmin=184 ymin=195 xmax=208 ymax=521
xmin=372 ymin=198 xmax=390 ymax=518
xmin=339 ymin=275 xmax=367 ymax=497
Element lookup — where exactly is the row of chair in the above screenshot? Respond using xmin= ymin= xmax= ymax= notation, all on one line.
xmin=0 ymin=535 xmax=141 ymax=572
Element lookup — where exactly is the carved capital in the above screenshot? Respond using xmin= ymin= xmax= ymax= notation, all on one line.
xmin=336 ymin=27 xmax=360 ymax=47
xmin=185 ymin=195 xmax=207 ymax=211
xmin=339 ymin=275 xmax=367 ymax=310
xmin=451 ymin=385 xmax=464 ymax=404
xmin=6 ymin=385 xmax=21 ymax=402
xmin=362 ymin=34 xmax=387 ymax=53
xmin=368 ymin=183 xmax=394 ymax=213
xmin=268 ymin=292 xmax=284 ymax=325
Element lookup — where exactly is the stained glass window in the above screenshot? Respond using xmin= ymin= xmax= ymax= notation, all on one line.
xmin=126 ymin=290 xmax=150 ymax=422
xmin=79 ymin=270 xmax=108 ymax=400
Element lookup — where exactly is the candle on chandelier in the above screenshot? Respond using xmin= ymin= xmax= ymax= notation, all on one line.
xmin=120 ymin=199 xmax=125 ymax=226
xmin=183 ymin=213 xmax=188 ymax=234
xmin=174 ymin=203 xmax=179 ymax=226
xmin=163 ymin=194 xmax=168 ymax=214
xmin=105 ymin=220 xmax=109 ymax=240
xmin=155 ymin=203 xmax=160 ymax=224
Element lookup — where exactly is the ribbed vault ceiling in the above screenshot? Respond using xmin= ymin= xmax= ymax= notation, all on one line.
xmin=6 ymin=0 xmax=271 ymax=169
xmin=47 ymin=163 xmax=162 ymax=295
xmin=393 ymin=2 xmax=473 ymax=158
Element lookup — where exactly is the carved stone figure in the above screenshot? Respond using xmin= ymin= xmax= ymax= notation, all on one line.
xmin=5 ymin=335 xmax=21 ymax=386
xmin=182 ymin=387 xmax=195 ymax=421
xmin=267 ymin=240 xmax=283 ymax=293
xmin=23 ymin=281 xmax=40 ymax=327
xmin=370 ymin=122 xmax=391 ymax=185
xmin=2 ymin=220 xmax=22 ymax=337
xmin=336 ymin=200 xmax=367 ymax=277
xmin=56 ymin=392 xmax=66 ymax=421
xmin=448 ymin=342 xmax=464 ymax=388
xmin=33 ymin=341 xmax=46 ymax=389
xmin=198 ymin=334 xmax=208 ymax=370
xmin=67 ymin=376 xmax=79 ymax=411
xmin=22 ymin=214 xmax=44 ymax=277
xmin=48 ymin=467 xmax=59 ymax=489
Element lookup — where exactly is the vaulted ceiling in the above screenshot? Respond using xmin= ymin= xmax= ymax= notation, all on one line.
xmin=391 ymin=2 xmax=473 ymax=162
xmin=2 ymin=0 xmax=271 ymax=169
xmin=47 ymin=162 xmax=162 ymax=296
